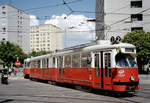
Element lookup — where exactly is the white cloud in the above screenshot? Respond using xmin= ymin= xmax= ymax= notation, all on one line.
xmin=30 ymin=15 xmax=39 ymax=26
xmin=45 ymin=14 xmax=95 ymax=48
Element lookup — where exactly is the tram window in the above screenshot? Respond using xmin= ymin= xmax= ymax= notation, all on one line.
xmin=81 ymin=53 xmax=90 ymax=68
xmin=31 ymin=61 xmax=34 ymax=68
xmin=95 ymin=54 xmax=99 ymax=76
xmin=46 ymin=58 xmax=49 ymax=68
xmin=24 ymin=62 xmax=26 ymax=67
xmin=29 ymin=62 xmax=31 ymax=68
xmin=95 ymin=54 xmax=99 ymax=68
xmin=34 ymin=61 xmax=38 ymax=68
xmin=72 ymin=54 xmax=80 ymax=68
xmin=42 ymin=59 xmax=44 ymax=68
xmin=30 ymin=62 xmax=32 ymax=68
xmin=105 ymin=53 xmax=111 ymax=77
xmin=42 ymin=59 xmax=47 ymax=68
xmin=64 ymin=55 xmax=71 ymax=68
xmin=58 ymin=56 xmax=63 ymax=68
xmin=52 ymin=57 xmax=55 ymax=68
xmin=31 ymin=61 xmax=37 ymax=68
xmin=26 ymin=62 xmax=30 ymax=68
xmin=32 ymin=60 xmax=39 ymax=68
xmin=49 ymin=58 xmax=52 ymax=68
xmin=115 ymin=54 xmax=137 ymax=68
xmin=42 ymin=59 xmax=47 ymax=73
xmin=37 ymin=60 xmax=40 ymax=68
xmin=31 ymin=61 xmax=33 ymax=68
xmin=49 ymin=57 xmax=55 ymax=68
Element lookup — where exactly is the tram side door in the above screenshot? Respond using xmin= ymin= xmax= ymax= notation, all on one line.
xmin=93 ymin=52 xmax=102 ymax=88
xmin=57 ymin=56 xmax=63 ymax=81
xmin=103 ymin=51 xmax=112 ymax=90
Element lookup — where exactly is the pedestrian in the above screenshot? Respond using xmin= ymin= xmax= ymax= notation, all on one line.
xmin=8 ymin=68 xmax=12 ymax=76
xmin=13 ymin=67 xmax=17 ymax=76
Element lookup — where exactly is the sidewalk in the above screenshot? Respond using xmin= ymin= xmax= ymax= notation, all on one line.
xmin=139 ymin=74 xmax=150 ymax=80
xmin=8 ymin=75 xmax=24 ymax=80
xmin=139 ymin=74 xmax=150 ymax=84
xmin=8 ymin=72 xmax=24 ymax=80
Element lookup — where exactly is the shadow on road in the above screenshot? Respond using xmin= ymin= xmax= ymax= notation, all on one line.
xmin=0 ymin=99 xmax=14 ymax=103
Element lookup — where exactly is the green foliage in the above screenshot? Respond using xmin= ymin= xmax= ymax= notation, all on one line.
xmin=28 ymin=50 xmax=52 ymax=57
xmin=122 ymin=30 xmax=150 ymax=63
xmin=0 ymin=41 xmax=28 ymax=67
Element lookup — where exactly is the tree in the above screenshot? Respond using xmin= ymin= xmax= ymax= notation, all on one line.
xmin=0 ymin=41 xmax=28 ymax=67
xmin=28 ymin=50 xmax=52 ymax=57
xmin=122 ymin=30 xmax=150 ymax=72
xmin=122 ymin=30 xmax=150 ymax=61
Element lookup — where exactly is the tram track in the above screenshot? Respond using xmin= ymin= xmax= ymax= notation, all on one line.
xmin=114 ymin=92 xmax=150 ymax=103
xmin=0 ymin=98 xmax=61 ymax=103
xmin=0 ymin=93 xmax=129 ymax=103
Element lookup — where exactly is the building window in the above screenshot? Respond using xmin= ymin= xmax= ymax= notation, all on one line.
xmin=2 ymin=11 xmax=6 ymax=15
xmin=18 ymin=10 xmax=20 ymax=14
xmin=131 ymin=27 xmax=143 ymax=31
xmin=2 ymin=28 xmax=6 ymax=32
xmin=2 ymin=6 xmax=5 ymax=9
xmin=131 ymin=14 xmax=143 ymax=22
xmin=2 ymin=38 xmax=6 ymax=41
xmin=131 ymin=1 xmax=142 ymax=8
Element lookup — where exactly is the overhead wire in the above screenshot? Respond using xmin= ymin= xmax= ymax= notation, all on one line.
xmin=24 ymin=0 xmax=83 ymax=12
xmin=1 ymin=0 xmax=150 ymax=43
xmin=1 ymin=0 xmax=150 ymax=24
xmin=0 ymin=0 xmax=83 ymax=20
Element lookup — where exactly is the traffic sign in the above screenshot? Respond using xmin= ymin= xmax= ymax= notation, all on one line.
xmin=15 ymin=61 xmax=20 ymax=66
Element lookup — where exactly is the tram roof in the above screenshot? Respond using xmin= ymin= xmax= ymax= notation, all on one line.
xmin=54 ymin=40 xmax=135 ymax=56
xmin=25 ymin=40 xmax=135 ymax=61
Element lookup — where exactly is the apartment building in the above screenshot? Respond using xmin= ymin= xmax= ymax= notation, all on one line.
xmin=96 ymin=0 xmax=150 ymax=40
xmin=30 ymin=24 xmax=62 ymax=52
xmin=0 ymin=4 xmax=30 ymax=53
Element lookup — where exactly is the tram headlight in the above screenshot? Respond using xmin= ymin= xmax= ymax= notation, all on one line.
xmin=130 ymin=76 xmax=134 ymax=81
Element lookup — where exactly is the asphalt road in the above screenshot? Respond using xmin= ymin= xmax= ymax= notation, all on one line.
xmin=0 ymin=74 xmax=150 ymax=103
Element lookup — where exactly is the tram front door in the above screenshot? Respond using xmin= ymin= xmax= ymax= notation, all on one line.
xmin=93 ymin=51 xmax=112 ymax=90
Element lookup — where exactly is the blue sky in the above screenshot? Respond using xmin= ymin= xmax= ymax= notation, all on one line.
xmin=0 ymin=0 xmax=96 ymax=24
xmin=0 ymin=0 xmax=96 ymax=48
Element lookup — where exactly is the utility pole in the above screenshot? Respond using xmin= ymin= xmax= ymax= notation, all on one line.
xmin=95 ymin=0 xmax=105 ymax=40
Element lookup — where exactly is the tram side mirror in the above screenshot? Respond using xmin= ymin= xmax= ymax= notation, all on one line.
xmin=87 ymin=54 xmax=92 ymax=64
xmin=87 ymin=57 xmax=92 ymax=64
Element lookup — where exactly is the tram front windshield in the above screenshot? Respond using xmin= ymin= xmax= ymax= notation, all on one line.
xmin=115 ymin=53 xmax=137 ymax=68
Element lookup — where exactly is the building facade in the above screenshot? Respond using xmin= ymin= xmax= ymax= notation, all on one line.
xmin=96 ymin=0 xmax=150 ymax=40
xmin=30 ymin=24 xmax=62 ymax=52
xmin=0 ymin=4 xmax=30 ymax=53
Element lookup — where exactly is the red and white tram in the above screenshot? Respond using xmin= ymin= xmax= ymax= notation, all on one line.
xmin=24 ymin=39 xmax=139 ymax=92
